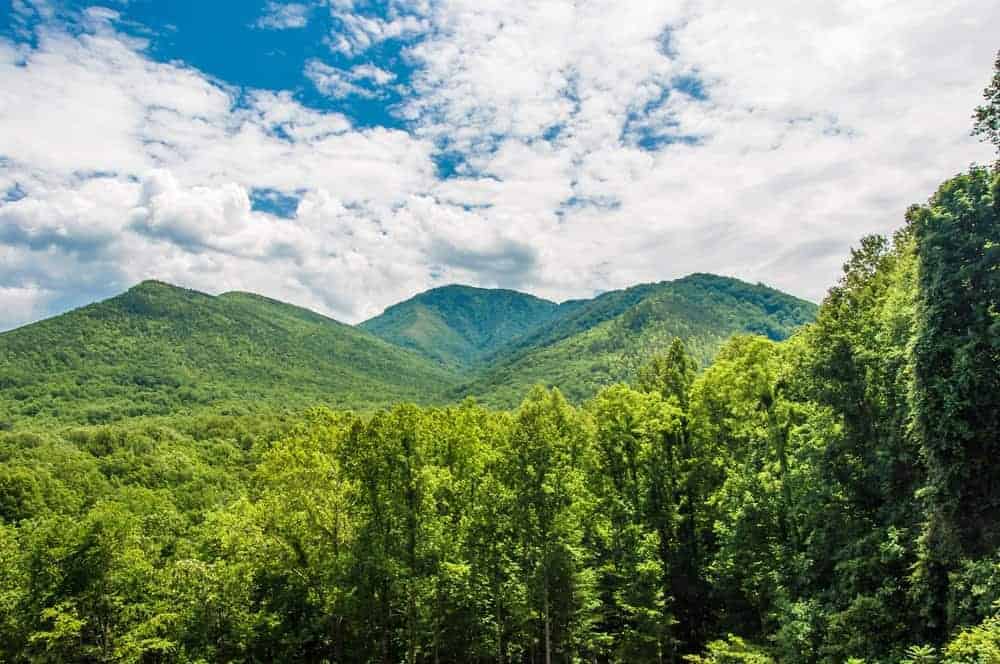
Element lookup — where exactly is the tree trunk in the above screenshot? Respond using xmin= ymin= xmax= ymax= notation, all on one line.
xmin=544 ymin=569 xmax=551 ymax=664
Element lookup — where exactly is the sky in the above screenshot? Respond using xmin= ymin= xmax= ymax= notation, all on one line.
xmin=0 ymin=0 xmax=997 ymax=330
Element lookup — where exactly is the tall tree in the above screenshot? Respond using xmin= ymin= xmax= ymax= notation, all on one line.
xmin=909 ymin=166 xmax=1000 ymax=635
xmin=972 ymin=50 xmax=1000 ymax=155
xmin=504 ymin=387 xmax=599 ymax=664
xmin=589 ymin=384 xmax=680 ymax=661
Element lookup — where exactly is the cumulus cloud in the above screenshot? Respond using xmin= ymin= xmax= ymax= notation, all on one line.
xmin=0 ymin=177 xmax=133 ymax=254
xmin=305 ymin=59 xmax=396 ymax=99
xmin=351 ymin=63 xmax=395 ymax=86
xmin=255 ymin=2 xmax=312 ymax=30
xmin=323 ymin=1 xmax=430 ymax=57
xmin=305 ymin=59 xmax=372 ymax=99
xmin=0 ymin=0 xmax=997 ymax=332
xmin=400 ymin=0 xmax=997 ymax=301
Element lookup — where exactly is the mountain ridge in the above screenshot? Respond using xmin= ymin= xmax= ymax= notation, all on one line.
xmin=452 ymin=273 xmax=818 ymax=405
xmin=359 ymin=283 xmax=565 ymax=368
xmin=0 ymin=273 xmax=818 ymax=424
xmin=0 ymin=280 xmax=460 ymax=425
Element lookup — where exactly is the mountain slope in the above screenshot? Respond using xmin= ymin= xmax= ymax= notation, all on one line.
xmin=0 ymin=281 xmax=459 ymax=425
xmin=359 ymin=284 xmax=562 ymax=368
xmin=460 ymin=274 xmax=818 ymax=406
xmin=0 ymin=274 xmax=818 ymax=425
xmin=484 ymin=281 xmax=666 ymax=362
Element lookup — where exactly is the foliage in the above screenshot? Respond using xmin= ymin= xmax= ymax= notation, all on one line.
xmin=0 ymin=281 xmax=460 ymax=426
xmin=0 ymin=84 xmax=997 ymax=663
xmin=909 ymin=166 xmax=1000 ymax=639
xmin=683 ymin=634 xmax=775 ymax=663
xmin=972 ymin=50 xmax=1000 ymax=154
xmin=942 ymin=613 xmax=1000 ymax=663
xmin=360 ymin=284 xmax=563 ymax=369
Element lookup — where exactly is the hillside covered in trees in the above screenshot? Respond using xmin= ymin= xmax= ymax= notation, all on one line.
xmin=0 ymin=280 xmax=462 ymax=425
xmin=0 ymin=47 xmax=998 ymax=664
xmin=0 ymin=274 xmax=816 ymax=426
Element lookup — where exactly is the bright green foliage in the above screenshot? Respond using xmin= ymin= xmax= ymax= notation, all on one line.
xmin=588 ymin=385 xmax=682 ymax=660
xmin=636 ymin=338 xmax=698 ymax=408
xmin=902 ymin=644 xmax=938 ymax=664
xmin=942 ymin=613 xmax=1000 ymax=663
xmin=683 ymin=634 xmax=775 ymax=663
xmin=0 ymin=281 xmax=460 ymax=426
xmin=360 ymin=284 xmax=563 ymax=369
xmin=502 ymin=388 xmax=600 ymax=662
xmin=465 ymin=274 xmax=817 ymax=407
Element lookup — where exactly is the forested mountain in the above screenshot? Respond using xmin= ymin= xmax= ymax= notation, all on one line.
xmin=0 ymin=274 xmax=816 ymax=425
xmin=0 ymin=280 xmax=460 ymax=425
xmin=359 ymin=284 xmax=563 ymax=368
xmin=463 ymin=274 xmax=817 ymax=406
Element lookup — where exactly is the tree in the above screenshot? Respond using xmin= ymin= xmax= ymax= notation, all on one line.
xmin=589 ymin=384 xmax=681 ymax=661
xmin=251 ymin=408 xmax=356 ymax=661
xmin=636 ymin=338 xmax=698 ymax=409
xmin=973 ymin=50 xmax=1000 ymax=155
xmin=909 ymin=166 xmax=1000 ymax=636
xmin=504 ymin=387 xmax=599 ymax=664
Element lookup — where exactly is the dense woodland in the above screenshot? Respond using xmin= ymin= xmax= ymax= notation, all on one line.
xmin=0 ymin=273 xmax=815 ymax=425
xmin=0 ymin=53 xmax=998 ymax=664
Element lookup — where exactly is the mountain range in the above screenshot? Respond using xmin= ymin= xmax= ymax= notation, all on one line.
xmin=0 ymin=273 xmax=817 ymax=425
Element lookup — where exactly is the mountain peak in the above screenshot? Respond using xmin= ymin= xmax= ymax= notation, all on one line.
xmin=128 ymin=279 xmax=183 ymax=293
xmin=360 ymin=285 xmax=562 ymax=367
xmin=407 ymin=283 xmax=555 ymax=306
xmin=0 ymin=279 xmax=458 ymax=424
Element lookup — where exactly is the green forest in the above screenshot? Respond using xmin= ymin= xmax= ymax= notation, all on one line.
xmin=0 ymin=53 xmax=998 ymax=664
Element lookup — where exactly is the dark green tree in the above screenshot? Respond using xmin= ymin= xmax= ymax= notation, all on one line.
xmin=909 ymin=166 xmax=1000 ymax=636
xmin=973 ymin=50 xmax=1000 ymax=155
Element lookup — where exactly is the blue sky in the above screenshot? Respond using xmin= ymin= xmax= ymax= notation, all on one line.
xmin=3 ymin=1 xmax=417 ymax=127
xmin=0 ymin=0 xmax=996 ymax=329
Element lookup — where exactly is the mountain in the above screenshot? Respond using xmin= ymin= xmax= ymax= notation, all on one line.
xmin=0 ymin=274 xmax=818 ymax=425
xmin=0 ymin=281 xmax=459 ymax=425
xmin=359 ymin=284 xmax=563 ymax=368
xmin=459 ymin=274 xmax=818 ymax=406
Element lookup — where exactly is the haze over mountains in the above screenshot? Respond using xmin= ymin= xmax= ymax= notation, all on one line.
xmin=0 ymin=273 xmax=817 ymax=425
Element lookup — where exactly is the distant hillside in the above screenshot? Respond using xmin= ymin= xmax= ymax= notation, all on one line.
xmin=485 ymin=281 xmax=666 ymax=361
xmin=0 ymin=281 xmax=459 ymax=425
xmin=359 ymin=284 xmax=562 ymax=368
xmin=460 ymin=274 xmax=818 ymax=406
xmin=0 ymin=274 xmax=818 ymax=424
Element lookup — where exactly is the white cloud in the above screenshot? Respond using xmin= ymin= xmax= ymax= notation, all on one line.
xmin=0 ymin=176 xmax=134 ymax=254
xmin=0 ymin=284 xmax=52 ymax=331
xmin=0 ymin=1 xmax=997 ymax=332
xmin=323 ymin=2 xmax=430 ymax=57
xmin=305 ymin=59 xmax=373 ymax=99
xmin=256 ymin=2 xmax=312 ymax=30
xmin=400 ymin=0 xmax=997 ymax=302
xmin=305 ymin=59 xmax=397 ymax=98
xmin=351 ymin=63 xmax=395 ymax=86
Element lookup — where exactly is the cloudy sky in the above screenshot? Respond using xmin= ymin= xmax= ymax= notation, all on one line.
xmin=0 ymin=0 xmax=996 ymax=330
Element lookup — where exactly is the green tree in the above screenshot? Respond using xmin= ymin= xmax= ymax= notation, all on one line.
xmin=972 ymin=50 xmax=1000 ymax=154
xmin=504 ymin=387 xmax=599 ymax=663
xmin=909 ymin=166 xmax=1000 ymax=637
xmin=589 ymin=384 xmax=682 ymax=661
